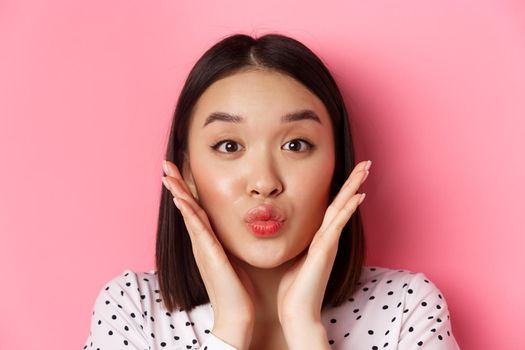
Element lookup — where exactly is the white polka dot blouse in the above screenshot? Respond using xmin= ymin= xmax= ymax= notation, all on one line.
xmin=83 ymin=266 xmax=461 ymax=349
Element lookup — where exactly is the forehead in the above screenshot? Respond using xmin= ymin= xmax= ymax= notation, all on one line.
xmin=190 ymin=69 xmax=331 ymax=128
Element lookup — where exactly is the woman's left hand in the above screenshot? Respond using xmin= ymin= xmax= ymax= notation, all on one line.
xmin=277 ymin=160 xmax=371 ymax=331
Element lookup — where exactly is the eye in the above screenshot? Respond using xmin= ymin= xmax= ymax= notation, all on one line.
xmin=282 ymin=139 xmax=315 ymax=153
xmin=210 ymin=138 xmax=315 ymax=154
xmin=210 ymin=139 xmax=243 ymax=154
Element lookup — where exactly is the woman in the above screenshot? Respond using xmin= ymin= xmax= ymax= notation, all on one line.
xmin=83 ymin=33 xmax=460 ymax=349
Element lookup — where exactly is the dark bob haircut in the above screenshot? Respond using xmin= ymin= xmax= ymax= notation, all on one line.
xmin=156 ymin=32 xmax=366 ymax=312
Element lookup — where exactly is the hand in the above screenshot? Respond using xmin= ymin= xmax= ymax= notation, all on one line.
xmin=276 ymin=160 xmax=371 ymax=327
xmin=162 ymin=160 xmax=256 ymax=350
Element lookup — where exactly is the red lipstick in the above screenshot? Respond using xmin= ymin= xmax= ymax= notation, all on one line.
xmin=244 ymin=204 xmax=286 ymax=237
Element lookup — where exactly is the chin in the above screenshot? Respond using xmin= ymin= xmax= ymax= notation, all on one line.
xmin=229 ymin=246 xmax=303 ymax=270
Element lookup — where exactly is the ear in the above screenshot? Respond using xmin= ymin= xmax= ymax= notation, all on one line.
xmin=181 ymin=152 xmax=199 ymax=200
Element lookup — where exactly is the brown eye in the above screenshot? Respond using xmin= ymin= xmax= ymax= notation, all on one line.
xmin=282 ymin=139 xmax=315 ymax=153
xmin=210 ymin=140 xmax=242 ymax=153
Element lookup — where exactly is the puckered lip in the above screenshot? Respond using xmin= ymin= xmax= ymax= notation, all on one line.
xmin=244 ymin=203 xmax=286 ymax=223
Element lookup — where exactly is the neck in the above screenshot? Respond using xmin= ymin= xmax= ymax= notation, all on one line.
xmin=228 ymin=253 xmax=299 ymax=325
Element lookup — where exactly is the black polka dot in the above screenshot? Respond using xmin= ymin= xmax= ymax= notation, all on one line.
xmin=82 ymin=267 xmax=457 ymax=350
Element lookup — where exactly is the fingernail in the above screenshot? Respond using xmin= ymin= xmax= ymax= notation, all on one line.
xmin=365 ymin=160 xmax=372 ymax=171
xmin=163 ymin=160 xmax=171 ymax=175
xmin=358 ymin=193 xmax=366 ymax=205
xmin=162 ymin=176 xmax=171 ymax=191
xmin=361 ymin=170 xmax=369 ymax=184
xmin=173 ymin=197 xmax=181 ymax=209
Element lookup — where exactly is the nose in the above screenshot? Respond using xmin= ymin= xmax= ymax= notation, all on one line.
xmin=246 ymin=152 xmax=284 ymax=199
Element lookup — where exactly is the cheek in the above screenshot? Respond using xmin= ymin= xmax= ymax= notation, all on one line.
xmin=291 ymin=170 xmax=333 ymax=224
xmin=190 ymin=165 xmax=242 ymax=234
xmin=284 ymin=160 xmax=334 ymax=241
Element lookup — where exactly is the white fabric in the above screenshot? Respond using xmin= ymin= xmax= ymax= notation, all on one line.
xmin=83 ymin=266 xmax=460 ymax=349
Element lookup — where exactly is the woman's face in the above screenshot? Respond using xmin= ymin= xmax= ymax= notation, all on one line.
xmin=182 ymin=69 xmax=336 ymax=269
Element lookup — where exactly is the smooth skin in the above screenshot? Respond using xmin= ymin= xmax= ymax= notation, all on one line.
xmin=162 ymin=159 xmax=369 ymax=349
xmin=161 ymin=69 xmax=371 ymax=350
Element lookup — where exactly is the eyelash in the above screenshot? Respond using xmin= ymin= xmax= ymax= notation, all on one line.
xmin=210 ymin=138 xmax=316 ymax=154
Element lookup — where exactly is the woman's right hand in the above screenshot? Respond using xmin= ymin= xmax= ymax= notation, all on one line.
xmin=162 ymin=160 xmax=255 ymax=350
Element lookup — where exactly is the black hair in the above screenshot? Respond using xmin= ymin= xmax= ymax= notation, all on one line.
xmin=156 ymin=32 xmax=365 ymax=312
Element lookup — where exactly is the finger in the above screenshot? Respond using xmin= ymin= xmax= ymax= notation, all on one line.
xmin=307 ymin=191 xmax=363 ymax=274
xmin=161 ymin=170 xmax=213 ymax=232
xmin=162 ymin=160 xmax=195 ymax=198
xmin=162 ymin=160 xmax=207 ymax=215
xmin=174 ymin=197 xmax=227 ymax=305
xmin=319 ymin=160 xmax=369 ymax=228
xmin=175 ymin=197 xmax=248 ymax=307
xmin=340 ymin=160 xmax=371 ymax=190
xmin=175 ymin=197 xmax=227 ymax=265
xmin=318 ymin=168 xmax=368 ymax=233
xmin=325 ymin=192 xmax=364 ymax=236
xmin=300 ymin=190 xmax=364 ymax=292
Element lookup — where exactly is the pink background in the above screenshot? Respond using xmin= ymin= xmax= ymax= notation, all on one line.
xmin=1 ymin=0 xmax=524 ymax=349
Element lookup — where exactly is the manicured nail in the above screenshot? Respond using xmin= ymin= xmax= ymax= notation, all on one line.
xmin=365 ymin=160 xmax=372 ymax=171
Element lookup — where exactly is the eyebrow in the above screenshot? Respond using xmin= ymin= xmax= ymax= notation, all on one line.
xmin=202 ymin=109 xmax=322 ymax=128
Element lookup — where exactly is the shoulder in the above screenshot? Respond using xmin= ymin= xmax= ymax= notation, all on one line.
xmin=85 ymin=269 xmax=160 ymax=348
xmin=99 ymin=268 xmax=159 ymax=296
xmin=86 ymin=269 xmax=238 ymax=349
xmin=90 ymin=268 xmax=163 ymax=323
xmin=358 ymin=265 xmax=438 ymax=290
xmin=358 ymin=265 xmax=459 ymax=348
xmin=356 ymin=265 xmax=449 ymax=310
xmin=358 ymin=265 xmax=447 ymax=302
